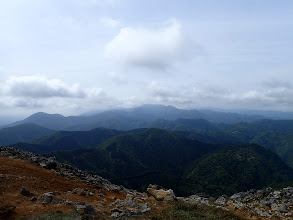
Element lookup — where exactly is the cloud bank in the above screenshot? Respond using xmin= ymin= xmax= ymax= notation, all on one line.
xmin=105 ymin=19 xmax=199 ymax=70
xmin=1 ymin=75 xmax=293 ymax=115
xmin=148 ymin=80 xmax=293 ymax=110
xmin=2 ymin=76 xmax=85 ymax=98
xmin=0 ymin=75 xmax=122 ymax=114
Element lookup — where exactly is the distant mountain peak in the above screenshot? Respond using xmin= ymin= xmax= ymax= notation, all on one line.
xmin=27 ymin=112 xmax=65 ymax=119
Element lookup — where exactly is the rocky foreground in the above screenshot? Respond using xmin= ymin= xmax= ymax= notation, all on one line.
xmin=1 ymin=146 xmax=293 ymax=219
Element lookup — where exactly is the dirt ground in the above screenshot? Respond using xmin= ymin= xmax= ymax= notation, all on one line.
xmin=0 ymin=156 xmax=130 ymax=219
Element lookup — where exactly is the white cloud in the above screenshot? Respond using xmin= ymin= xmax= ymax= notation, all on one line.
xmin=147 ymin=81 xmax=293 ymax=110
xmin=100 ymin=17 xmax=120 ymax=28
xmin=147 ymin=81 xmax=198 ymax=105
xmin=262 ymin=79 xmax=292 ymax=89
xmin=0 ymin=75 xmax=132 ymax=114
xmin=107 ymin=72 xmax=128 ymax=85
xmin=2 ymin=75 xmax=85 ymax=98
xmin=105 ymin=19 xmax=199 ymax=70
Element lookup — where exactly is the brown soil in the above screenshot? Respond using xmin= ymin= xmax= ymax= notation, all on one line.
xmin=0 ymin=156 xmax=127 ymax=219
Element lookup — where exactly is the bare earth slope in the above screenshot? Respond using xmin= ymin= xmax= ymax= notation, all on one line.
xmin=0 ymin=156 xmax=127 ymax=219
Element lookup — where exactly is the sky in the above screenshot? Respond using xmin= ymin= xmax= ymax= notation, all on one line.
xmin=0 ymin=0 xmax=293 ymax=118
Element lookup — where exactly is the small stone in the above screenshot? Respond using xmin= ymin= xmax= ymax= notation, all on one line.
xmin=65 ymin=200 xmax=73 ymax=205
xmin=111 ymin=212 xmax=120 ymax=218
xmin=75 ymin=205 xmax=86 ymax=211
xmin=110 ymin=208 xmax=123 ymax=213
xmin=124 ymin=199 xmax=138 ymax=208
xmin=51 ymin=196 xmax=63 ymax=204
xmin=99 ymin=188 xmax=107 ymax=196
xmin=124 ymin=208 xmax=131 ymax=216
xmin=215 ymin=196 xmax=227 ymax=206
xmin=20 ymin=187 xmax=35 ymax=196
xmin=42 ymin=193 xmax=52 ymax=205
xmin=139 ymin=203 xmax=151 ymax=213
xmin=30 ymin=196 xmax=37 ymax=201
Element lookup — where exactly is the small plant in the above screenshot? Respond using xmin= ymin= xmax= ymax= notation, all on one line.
xmin=271 ymin=213 xmax=281 ymax=219
xmin=19 ymin=210 xmax=100 ymax=220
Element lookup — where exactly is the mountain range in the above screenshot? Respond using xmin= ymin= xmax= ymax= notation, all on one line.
xmin=3 ymin=104 xmax=293 ymax=197
xmin=2 ymin=104 xmax=272 ymax=131
xmin=4 ymin=116 xmax=293 ymax=172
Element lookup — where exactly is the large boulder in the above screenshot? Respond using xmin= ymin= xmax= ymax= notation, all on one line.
xmin=146 ymin=184 xmax=175 ymax=201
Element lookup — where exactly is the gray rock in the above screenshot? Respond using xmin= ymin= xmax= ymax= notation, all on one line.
xmin=124 ymin=199 xmax=138 ymax=208
xmin=51 ymin=196 xmax=63 ymax=204
xmin=147 ymin=184 xmax=175 ymax=201
xmin=111 ymin=212 xmax=120 ymax=218
xmin=110 ymin=208 xmax=123 ymax=213
xmin=74 ymin=205 xmax=87 ymax=210
xmin=230 ymin=192 xmax=244 ymax=201
xmin=99 ymin=188 xmax=107 ymax=196
xmin=124 ymin=208 xmax=131 ymax=216
xmin=20 ymin=187 xmax=35 ymax=196
xmin=215 ymin=196 xmax=227 ymax=206
xmin=84 ymin=205 xmax=97 ymax=215
xmin=277 ymin=204 xmax=288 ymax=213
xmin=39 ymin=157 xmax=57 ymax=169
xmin=41 ymin=193 xmax=52 ymax=205
xmin=139 ymin=203 xmax=151 ymax=213
xmin=65 ymin=200 xmax=73 ymax=205
xmin=131 ymin=210 xmax=142 ymax=215
xmin=40 ymin=192 xmax=63 ymax=205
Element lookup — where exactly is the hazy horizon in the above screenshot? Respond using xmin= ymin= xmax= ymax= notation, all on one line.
xmin=2 ymin=103 xmax=293 ymax=127
xmin=0 ymin=0 xmax=292 ymax=117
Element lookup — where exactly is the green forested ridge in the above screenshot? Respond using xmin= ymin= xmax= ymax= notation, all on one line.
xmin=48 ymin=128 xmax=221 ymax=192
xmin=14 ymin=119 xmax=293 ymax=171
xmin=180 ymin=119 xmax=293 ymax=170
xmin=0 ymin=123 xmax=55 ymax=146
xmin=180 ymin=144 xmax=293 ymax=197
xmin=11 ymin=127 xmax=146 ymax=154
xmin=251 ymin=132 xmax=293 ymax=168
xmin=222 ymin=119 xmax=293 ymax=142
xmin=146 ymin=118 xmax=219 ymax=132
xmin=46 ymin=129 xmax=293 ymax=197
